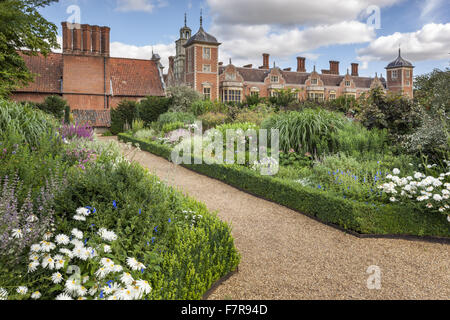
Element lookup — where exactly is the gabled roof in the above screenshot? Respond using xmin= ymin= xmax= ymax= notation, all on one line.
xmin=15 ymin=52 xmax=63 ymax=93
xmin=386 ymin=49 xmax=414 ymax=69
xmin=184 ymin=27 xmax=220 ymax=47
xmin=220 ymin=65 xmax=386 ymax=89
xmin=109 ymin=58 xmax=165 ymax=96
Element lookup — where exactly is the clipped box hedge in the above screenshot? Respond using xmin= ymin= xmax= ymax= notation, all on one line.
xmin=119 ymin=133 xmax=450 ymax=239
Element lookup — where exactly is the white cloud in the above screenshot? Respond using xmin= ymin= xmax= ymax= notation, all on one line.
xmin=212 ymin=21 xmax=376 ymax=68
xmin=110 ymin=41 xmax=175 ymax=68
xmin=357 ymin=23 xmax=450 ymax=63
xmin=207 ymin=0 xmax=402 ymax=26
xmin=420 ymin=0 xmax=444 ymax=21
xmin=115 ymin=0 xmax=167 ymax=13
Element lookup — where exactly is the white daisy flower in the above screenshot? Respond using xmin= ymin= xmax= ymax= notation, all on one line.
xmin=88 ymin=286 xmax=98 ymax=296
xmin=107 ymin=294 xmax=120 ymax=300
xmin=59 ymin=248 xmax=74 ymax=258
xmin=40 ymin=241 xmax=56 ymax=252
xmin=71 ymin=238 xmax=84 ymax=248
xmin=94 ymin=267 xmax=110 ymax=280
xmin=103 ymin=245 xmax=112 ymax=253
xmin=426 ymin=203 xmax=433 ymax=208
xmin=0 ymin=288 xmax=8 ymax=300
xmin=54 ymin=256 xmax=66 ymax=270
xmin=126 ymin=257 xmax=139 ymax=270
xmin=120 ymin=272 xmax=134 ymax=286
xmin=77 ymin=286 xmax=88 ymax=297
xmin=71 ymin=229 xmax=83 ymax=240
xmin=73 ymin=215 xmax=86 ymax=221
xmin=55 ymin=293 xmax=73 ymax=300
xmin=73 ymin=247 xmax=90 ymax=261
xmin=42 ymin=256 xmax=55 ymax=270
xmin=30 ymin=244 xmax=41 ymax=252
xmin=31 ymin=291 xmax=41 ymax=300
xmin=433 ymin=194 xmax=443 ymax=202
xmin=389 ymin=197 xmax=397 ymax=202
xmin=113 ymin=264 xmax=123 ymax=273
xmin=102 ymin=282 xmax=122 ymax=295
xmin=117 ymin=287 xmax=137 ymax=300
xmin=43 ymin=232 xmax=53 ymax=240
xmin=101 ymin=258 xmax=114 ymax=268
xmin=26 ymin=215 xmax=38 ymax=223
xmin=392 ymin=168 xmax=400 ymax=175
xmin=98 ymin=228 xmax=117 ymax=242
xmin=28 ymin=261 xmax=40 ymax=273
xmin=136 ymin=280 xmax=152 ymax=295
xmin=52 ymin=272 xmax=63 ymax=284
xmin=16 ymin=286 xmax=28 ymax=295
xmin=11 ymin=229 xmax=23 ymax=239
xmin=65 ymin=278 xmax=81 ymax=295
xmin=76 ymin=207 xmax=91 ymax=217
xmin=29 ymin=253 xmax=40 ymax=262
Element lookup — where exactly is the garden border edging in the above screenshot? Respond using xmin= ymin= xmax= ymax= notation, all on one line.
xmin=118 ymin=134 xmax=450 ymax=244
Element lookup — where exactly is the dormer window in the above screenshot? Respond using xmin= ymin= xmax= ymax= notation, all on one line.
xmin=311 ymin=78 xmax=318 ymax=85
xmin=271 ymin=76 xmax=279 ymax=83
xmin=345 ymin=81 xmax=351 ymax=87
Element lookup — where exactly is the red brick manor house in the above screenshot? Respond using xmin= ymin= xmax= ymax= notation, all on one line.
xmin=11 ymin=18 xmax=414 ymax=126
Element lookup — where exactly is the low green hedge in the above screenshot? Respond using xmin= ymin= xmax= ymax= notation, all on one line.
xmin=119 ymin=133 xmax=450 ymax=238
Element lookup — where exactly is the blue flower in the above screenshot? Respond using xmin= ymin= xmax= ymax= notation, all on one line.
xmin=141 ymin=268 xmax=145 ymax=274
xmin=168 ymin=218 xmax=171 ymax=223
xmin=139 ymin=209 xmax=142 ymax=215
xmin=154 ymin=226 xmax=158 ymax=233
xmin=100 ymin=291 xmax=104 ymax=299
xmin=318 ymin=185 xmax=322 ymax=189
xmin=151 ymin=237 xmax=156 ymax=244
xmin=113 ymin=200 xmax=117 ymax=209
xmin=107 ymin=280 xmax=113 ymax=288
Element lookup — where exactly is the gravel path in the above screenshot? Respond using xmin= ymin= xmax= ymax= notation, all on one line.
xmin=100 ymin=136 xmax=450 ymax=300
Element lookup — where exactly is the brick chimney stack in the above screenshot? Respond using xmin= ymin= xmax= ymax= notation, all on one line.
xmin=297 ymin=57 xmax=306 ymax=72
xmin=72 ymin=24 xmax=82 ymax=54
xmin=330 ymin=61 xmax=340 ymax=75
xmin=351 ymin=63 xmax=359 ymax=77
xmin=81 ymin=24 xmax=92 ymax=54
xmin=61 ymin=22 xmax=72 ymax=53
xmin=262 ymin=53 xmax=269 ymax=69
xmin=100 ymin=26 xmax=110 ymax=57
xmin=91 ymin=26 xmax=101 ymax=55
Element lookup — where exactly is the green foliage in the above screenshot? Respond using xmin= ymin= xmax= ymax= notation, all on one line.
xmin=158 ymin=112 xmax=196 ymax=127
xmin=414 ymin=68 xmax=450 ymax=118
xmin=262 ymin=109 xmax=346 ymax=155
xmin=235 ymin=104 xmax=274 ymax=125
xmin=0 ymin=98 xmax=57 ymax=147
xmin=138 ymin=96 xmax=172 ymax=125
xmin=161 ymin=121 xmax=185 ymax=135
xmin=34 ymin=95 xmax=68 ymax=120
xmin=166 ymin=86 xmax=202 ymax=112
xmin=131 ymin=118 xmax=144 ymax=134
xmin=214 ymin=122 xmax=259 ymax=136
xmin=133 ymin=129 xmax=156 ymax=141
xmin=197 ymin=112 xmax=228 ymax=130
xmin=190 ymin=100 xmax=227 ymax=116
xmin=268 ymin=88 xmax=300 ymax=110
xmin=120 ymin=133 xmax=450 ymax=237
xmin=357 ymin=88 xmax=422 ymax=136
xmin=110 ymin=100 xmax=139 ymax=135
xmin=0 ymin=0 xmax=59 ymax=97
xmin=242 ymin=94 xmax=263 ymax=108
xmin=53 ymin=159 xmax=240 ymax=299
xmin=279 ymin=151 xmax=312 ymax=167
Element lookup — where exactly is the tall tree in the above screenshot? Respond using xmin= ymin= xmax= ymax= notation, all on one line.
xmin=0 ymin=0 xmax=59 ymax=97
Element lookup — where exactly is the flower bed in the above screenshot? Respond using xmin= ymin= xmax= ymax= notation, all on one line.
xmin=0 ymin=99 xmax=240 ymax=300
xmin=119 ymin=133 xmax=450 ymax=239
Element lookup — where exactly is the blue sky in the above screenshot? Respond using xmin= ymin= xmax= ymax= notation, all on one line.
xmin=39 ymin=0 xmax=449 ymax=77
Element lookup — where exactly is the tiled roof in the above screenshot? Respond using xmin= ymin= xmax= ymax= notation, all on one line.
xmin=221 ymin=65 xmax=384 ymax=89
xmin=15 ymin=52 xmax=63 ymax=93
xmin=109 ymin=58 xmax=165 ymax=96
xmin=386 ymin=49 xmax=413 ymax=69
xmin=184 ymin=27 xmax=220 ymax=47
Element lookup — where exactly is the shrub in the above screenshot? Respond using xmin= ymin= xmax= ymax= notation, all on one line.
xmin=0 ymin=99 xmax=57 ymax=147
xmin=197 ymin=112 xmax=228 ymax=130
xmin=166 ymin=86 xmax=202 ymax=112
xmin=131 ymin=118 xmax=144 ymax=134
xmin=357 ymin=88 xmax=422 ymax=136
xmin=262 ymin=109 xmax=346 ymax=155
xmin=36 ymin=96 xmax=69 ymax=120
xmin=133 ymin=129 xmax=156 ymax=141
xmin=235 ymin=105 xmax=274 ymax=125
xmin=161 ymin=121 xmax=185 ymax=135
xmin=158 ymin=112 xmax=196 ymax=127
xmin=110 ymin=100 xmax=139 ymax=135
xmin=138 ymin=96 xmax=172 ymax=125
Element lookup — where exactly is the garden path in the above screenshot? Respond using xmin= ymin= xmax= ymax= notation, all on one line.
xmin=100 ymin=136 xmax=450 ymax=300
